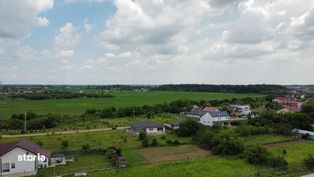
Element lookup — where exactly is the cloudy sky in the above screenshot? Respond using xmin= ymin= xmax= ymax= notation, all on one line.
xmin=0 ymin=0 xmax=314 ymax=85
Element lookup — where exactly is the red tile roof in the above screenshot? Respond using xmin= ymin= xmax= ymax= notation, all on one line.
xmin=202 ymin=107 xmax=219 ymax=113
xmin=0 ymin=139 xmax=51 ymax=158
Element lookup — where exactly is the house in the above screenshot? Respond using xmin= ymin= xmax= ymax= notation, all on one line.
xmin=202 ymin=106 xmax=219 ymax=113
xmin=276 ymin=106 xmax=301 ymax=114
xmin=0 ymin=140 xmax=51 ymax=176
xmin=186 ymin=108 xmax=230 ymax=126
xmin=200 ymin=111 xmax=230 ymax=126
xmin=227 ymin=105 xmax=251 ymax=117
xmin=50 ymin=153 xmax=66 ymax=166
xmin=164 ymin=119 xmax=184 ymax=130
xmin=129 ymin=121 xmax=165 ymax=135
xmin=272 ymin=96 xmax=303 ymax=109
xmin=293 ymin=129 xmax=314 ymax=140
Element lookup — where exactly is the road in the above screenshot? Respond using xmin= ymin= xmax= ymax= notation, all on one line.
xmin=0 ymin=126 xmax=130 ymax=138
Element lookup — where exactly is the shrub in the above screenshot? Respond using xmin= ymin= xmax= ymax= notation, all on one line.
xmin=173 ymin=140 xmax=180 ymax=145
xmin=268 ymin=156 xmax=288 ymax=168
xmin=244 ymin=145 xmax=271 ymax=165
xmin=197 ymin=129 xmax=215 ymax=149
xmin=81 ymin=144 xmax=90 ymax=152
xmin=142 ymin=139 xmax=149 ymax=147
xmin=61 ymin=140 xmax=69 ymax=149
xmin=177 ymin=119 xmax=200 ymax=137
xmin=211 ymin=131 xmax=244 ymax=155
xmin=304 ymin=154 xmax=314 ymax=169
xmin=37 ymin=141 xmax=43 ymax=146
xmin=138 ymin=132 xmax=147 ymax=141
xmin=151 ymin=139 xmax=158 ymax=146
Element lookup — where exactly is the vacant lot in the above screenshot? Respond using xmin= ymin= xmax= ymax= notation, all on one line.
xmin=138 ymin=145 xmax=211 ymax=163
xmin=0 ymin=91 xmax=258 ymax=120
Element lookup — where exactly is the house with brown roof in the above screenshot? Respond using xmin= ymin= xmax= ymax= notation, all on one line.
xmin=0 ymin=140 xmax=51 ymax=176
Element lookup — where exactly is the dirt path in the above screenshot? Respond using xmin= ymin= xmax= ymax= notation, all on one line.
xmin=0 ymin=126 xmax=130 ymax=138
xmin=264 ymin=139 xmax=308 ymax=148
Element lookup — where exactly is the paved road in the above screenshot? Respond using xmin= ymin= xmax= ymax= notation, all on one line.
xmin=1 ymin=126 xmax=130 ymax=138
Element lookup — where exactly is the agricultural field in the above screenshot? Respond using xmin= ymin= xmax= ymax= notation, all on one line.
xmin=0 ymin=91 xmax=259 ymax=120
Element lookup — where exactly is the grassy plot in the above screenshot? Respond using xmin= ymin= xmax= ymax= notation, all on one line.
xmin=269 ymin=141 xmax=314 ymax=164
xmin=57 ymin=114 xmax=179 ymax=129
xmin=0 ymin=130 xmax=140 ymax=152
xmin=0 ymin=91 xmax=258 ymax=120
xmin=137 ymin=145 xmax=211 ymax=163
xmin=0 ymin=130 xmax=193 ymax=152
xmin=88 ymin=156 xmax=258 ymax=177
xmin=242 ymin=134 xmax=297 ymax=146
xmin=37 ymin=155 xmax=110 ymax=177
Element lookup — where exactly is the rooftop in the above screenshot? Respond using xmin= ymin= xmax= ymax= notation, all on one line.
xmin=131 ymin=121 xmax=163 ymax=128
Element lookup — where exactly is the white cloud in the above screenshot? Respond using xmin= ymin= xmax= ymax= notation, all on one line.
xmin=54 ymin=23 xmax=80 ymax=61
xmin=83 ymin=18 xmax=92 ymax=33
xmin=35 ymin=17 xmax=49 ymax=26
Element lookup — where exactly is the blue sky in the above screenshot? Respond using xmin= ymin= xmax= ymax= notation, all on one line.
xmin=0 ymin=0 xmax=314 ymax=84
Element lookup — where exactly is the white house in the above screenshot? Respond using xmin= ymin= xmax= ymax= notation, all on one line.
xmin=186 ymin=108 xmax=230 ymax=126
xmin=0 ymin=140 xmax=51 ymax=176
xmin=200 ymin=112 xmax=230 ymax=126
xmin=129 ymin=121 xmax=165 ymax=135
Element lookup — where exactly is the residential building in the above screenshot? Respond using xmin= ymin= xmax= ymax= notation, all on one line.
xmin=129 ymin=121 xmax=165 ymax=135
xmin=164 ymin=119 xmax=184 ymax=130
xmin=202 ymin=106 xmax=219 ymax=113
xmin=186 ymin=108 xmax=230 ymax=126
xmin=0 ymin=140 xmax=51 ymax=176
xmin=227 ymin=105 xmax=251 ymax=117
xmin=276 ymin=106 xmax=301 ymax=114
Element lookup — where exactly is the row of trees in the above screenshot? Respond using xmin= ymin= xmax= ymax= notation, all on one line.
xmin=154 ymin=84 xmax=288 ymax=94
xmin=9 ymin=92 xmax=113 ymax=100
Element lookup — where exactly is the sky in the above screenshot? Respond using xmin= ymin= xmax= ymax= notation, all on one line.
xmin=0 ymin=0 xmax=314 ymax=85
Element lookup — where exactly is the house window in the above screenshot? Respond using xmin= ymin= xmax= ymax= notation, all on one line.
xmin=148 ymin=128 xmax=154 ymax=131
xmin=2 ymin=163 xmax=10 ymax=173
xmin=11 ymin=163 xmax=15 ymax=169
xmin=157 ymin=128 xmax=163 ymax=131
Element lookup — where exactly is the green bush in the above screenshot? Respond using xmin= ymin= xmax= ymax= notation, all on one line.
xmin=142 ymin=139 xmax=149 ymax=147
xmin=211 ymin=131 xmax=244 ymax=155
xmin=268 ymin=156 xmax=288 ymax=168
xmin=304 ymin=154 xmax=314 ymax=169
xmin=151 ymin=139 xmax=158 ymax=146
xmin=177 ymin=118 xmax=200 ymax=137
xmin=244 ymin=145 xmax=271 ymax=165
xmin=138 ymin=131 xmax=147 ymax=141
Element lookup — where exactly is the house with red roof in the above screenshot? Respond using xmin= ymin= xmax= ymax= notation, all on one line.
xmin=0 ymin=140 xmax=51 ymax=176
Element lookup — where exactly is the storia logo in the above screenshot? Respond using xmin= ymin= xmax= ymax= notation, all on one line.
xmin=17 ymin=153 xmax=47 ymax=162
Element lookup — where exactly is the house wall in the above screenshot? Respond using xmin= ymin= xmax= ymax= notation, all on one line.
xmin=145 ymin=127 xmax=165 ymax=134
xmin=0 ymin=147 xmax=36 ymax=175
xmin=200 ymin=113 xmax=230 ymax=127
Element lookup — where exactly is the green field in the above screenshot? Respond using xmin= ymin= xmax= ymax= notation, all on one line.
xmin=0 ymin=91 xmax=258 ymax=120
xmin=269 ymin=141 xmax=314 ymax=163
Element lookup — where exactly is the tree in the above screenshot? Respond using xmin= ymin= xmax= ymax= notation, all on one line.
xmin=151 ymin=139 xmax=158 ymax=146
xmin=61 ymin=140 xmax=69 ymax=149
xmin=138 ymin=132 xmax=147 ymax=141
xmin=197 ymin=129 xmax=214 ymax=149
xmin=211 ymin=131 xmax=244 ymax=155
xmin=177 ymin=119 xmax=200 ymax=137
xmin=244 ymin=145 xmax=271 ymax=165
xmin=304 ymin=154 xmax=314 ymax=169
xmin=142 ymin=139 xmax=149 ymax=147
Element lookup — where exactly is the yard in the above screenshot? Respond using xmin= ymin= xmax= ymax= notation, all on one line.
xmin=37 ymin=154 xmax=111 ymax=177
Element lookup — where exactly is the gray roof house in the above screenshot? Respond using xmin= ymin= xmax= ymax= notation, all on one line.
xmin=164 ymin=119 xmax=185 ymax=130
xmin=129 ymin=121 xmax=165 ymax=135
xmin=186 ymin=107 xmax=230 ymax=127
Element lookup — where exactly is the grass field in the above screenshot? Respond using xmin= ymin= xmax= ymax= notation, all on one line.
xmin=37 ymin=154 xmax=111 ymax=177
xmin=269 ymin=141 xmax=314 ymax=163
xmin=0 ymin=130 xmax=193 ymax=152
xmin=0 ymin=91 xmax=259 ymax=120
xmin=243 ymin=134 xmax=297 ymax=146
xmin=88 ymin=156 xmax=258 ymax=177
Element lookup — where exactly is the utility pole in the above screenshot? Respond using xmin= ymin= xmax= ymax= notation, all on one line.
xmin=24 ymin=112 xmax=27 ymax=132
